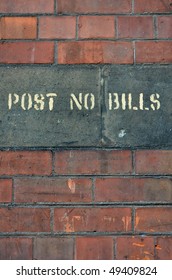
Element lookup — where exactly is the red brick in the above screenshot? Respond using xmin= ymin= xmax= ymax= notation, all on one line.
xmin=0 ymin=42 xmax=54 ymax=64
xmin=78 ymin=16 xmax=115 ymax=39
xmin=75 ymin=237 xmax=113 ymax=260
xmin=135 ymin=207 xmax=172 ymax=232
xmin=158 ymin=16 xmax=172 ymax=38
xmin=156 ymin=237 xmax=172 ymax=259
xmin=116 ymin=237 xmax=154 ymax=260
xmin=0 ymin=179 xmax=12 ymax=203
xmin=0 ymin=17 xmax=37 ymax=39
xmin=0 ymin=0 xmax=54 ymax=13
xmin=54 ymin=208 xmax=132 ymax=232
xmin=135 ymin=150 xmax=172 ymax=174
xmin=54 ymin=150 xmax=132 ymax=175
xmin=95 ymin=178 xmax=172 ymax=202
xmin=14 ymin=178 xmax=92 ymax=203
xmin=39 ymin=16 xmax=76 ymax=39
xmin=58 ymin=0 xmax=132 ymax=14
xmin=0 ymin=238 xmax=32 ymax=260
xmin=118 ymin=16 xmax=153 ymax=39
xmin=0 ymin=208 xmax=50 ymax=232
xmin=34 ymin=238 xmax=74 ymax=260
xmin=136 ymin=41 xmax=172 ymax=63
xmin=0 ymin=151 xmax=52 ymax=175
xmin=135 ymin=0 xmax=172 ymax=13
xmin=58 ymin=41 xmax=133 ymax=64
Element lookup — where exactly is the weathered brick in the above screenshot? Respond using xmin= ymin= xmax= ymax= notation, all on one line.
xmin=58 ymin=0 xmax=132 ymax=14
xmin=95 ymin=178 xmax=172 ymax=202
xmin=54 ymin=150 xmax=132 ymax=175
xmin=0 ymin=238 xmax=32 ymax=260
xmin=116 ymin=237 xmax=154 ymax=260
xmin=75 ymin=237 xmax=114 ymax=260
xmin=14 ymin=178 xmax=92 ymax=203
xmin=156 ymin=237 xmax=172 ymax=259
xmin=54 ymin=208 xmax=132 ymax=232
xmin=0 ymin=42 xmax=54 ymax=64
xmin=135 ymin=150 xmax=172 ymax=174
xmin=58 ymin=41 xmax=133 ymax=64
xmin=135 ymin=208 xmax=172 ymax=232
xmin=118 ymin=16 xmax=153 ymax=38
xmin=136 ymin=41 xmax=172 ymax=63
xmin=0 ymin=17 xmax=37 ymax=39
xmin=0 ymin=0 xmax=54 ymax=13
xmin=34 ymin=238 xmax=74 ymax=260
xmin=158 ymin=16 xmax=172 ymax=38
xmin=0 ymin=151 xmax=52 ymax=175
xmin=135 ymin=0 xmax=172 ymax=13
xmin=78 ymin=16 xmax=115 ymax=39
xmin=39 ymin=16 xmax=76 ymax=39
xmin=0 ymin=208 xmax=50 ymax=232
xmin=0 ymin=179 xmax=12 ymax=203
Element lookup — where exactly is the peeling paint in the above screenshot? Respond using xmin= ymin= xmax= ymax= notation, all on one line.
xmin=122 ymin=216 xmax=131 ymax=231
xmin=133 ymin=242 xmax=144 ymax=247
xmin=68 ymin=179 xmax=76 ymax=193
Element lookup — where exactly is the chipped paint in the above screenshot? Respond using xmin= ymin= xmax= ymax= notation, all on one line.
xmin=68 ymin=179 xmax=76 ymax=193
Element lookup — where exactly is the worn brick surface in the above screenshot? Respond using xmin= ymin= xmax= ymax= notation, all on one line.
xmin=135 ymin=0 xmax=172 ymax=13
xmin=39 ymin=16 xmax=76 ymax=39
xmin=156 ymin=237 xmax=172 ymax=259
xmin=0 ymin=151 xmax=52 ymax=175
xmin=136 ymin=41 xmax=172 ymax=63
xmin=78 ymin=16 xmax=115 ymax=39
xmin=0 ymin=179 xmax=12 ymax=203
xmin=0 ymin=42 xmax=54 ymax=63
xmin=75 ymin=237 xmax=114 ymax=259
xmin=135 ymin=208 xmax=172 ymax=233
xmin=135 ymin=150 xmax=172 ymax=174
xmin=95 ymin=178 xmax=172 ymax=202
xmin=34 ymin=238 xmax=74 ymax=260
xmin=0 ymin=208 xmax=51 ymax=232
xmin=0 ymin=0 xmax=54 ymax=13
xmin=158 ymin=16 xmax=172 ymax=38
xmin=0 ymin=238 xmax=32 ymax=260
xmin=0 ymin=17 xmax=37 ymax=39
xmin=58 ymin=41 xmax=133 ymax=64
xmin=54 ymin=208 xmax=132 ymax=232
xmin=14 ymin=178 xmax=92 ymax=203
xmin=54 ymin=150 xmax=132 ymax=175
xmin=58 ymin=0 xmax=132 ymax=14
xmin=118 ymin=16 xmax=153 ymax=38
xmin=116 ymin=237 xmax=154 ymax=260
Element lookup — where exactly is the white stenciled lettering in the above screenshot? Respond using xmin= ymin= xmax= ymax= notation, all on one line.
xmin=34 ymin=94 xmax=45 ymax=111
xmin=70 ymin=93 xmax=83 ymax=110
xmin=150 ymin=93 xmax=161 ymax=110
xmin=108 ymin=93 xmax=120 ymax=110
xmin=46 ymin=93 xmax=58 ymax=111
xmin=8 ymin=93 xmax=19 ymax=110
xmin=84 ymin=93 xmax=95 ymax=110
xmin=70 ymin=93 xmax=95 ymax=110
xmin=21 ymin=93 xmax=32 ymax=110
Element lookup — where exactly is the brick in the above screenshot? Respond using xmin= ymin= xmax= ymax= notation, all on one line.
xmin=54 ymin=150 xmax=132 ymax=175
xmin=0 ymin=0 xmax=54 ymax=13
xmin=0 ymin=208 xmax=50 ymax=232
xmin=135 ymin=0 xmax=172 ymax=13
xmin=78 ymin=16 xmax=115 ymax=39
xmin=75 ymin=237 xmax=113 ymax=260
xmin=0 ymin=179 xmax=12 ymax=203
xmin=0 ymin=151 xmax=52 ymax=175
xmin=118 ymin=16 xmax=153 ymax=39
xmin=0 ymin=42 xmax=54 ymax=64
xmin=14 ymin=178 xmax=92 ymax=203
xmin=135 ymin=150 xmax=172 ymax=174
xmin=54 ymin=207 xmax=132 ymax=232
xmin=95 ymin=178 xmax=172 ymax=202
xmin=0 ymin=17 xmax=37 ymax=39
xmin=34 ymin=238 xmax=74 ymax=260
xmin=156 ymin=237 xmax=172 ymax=259
xmin=116 ymin=237 xmax=154 ymax=260
xmin=135 ymin=207 xmax=172 ymax=232
xmin=158 ymin=16 xmax=172 ymax=38
xmin=0 ymin=238 xmax=32 ymax=260
xmin=58 ymin=41 xmax=133 ymax=64
xmin=39 ymin=16 xmax=76 ymax=39
xmin=136 ymin=41 xmax=172 ymax=63
xmin=58 ymin=0 xmax=132 ymax=14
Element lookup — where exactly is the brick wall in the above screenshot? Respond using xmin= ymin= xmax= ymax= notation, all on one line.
xmin=0 ymin=0 xmax=172 ymax=260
